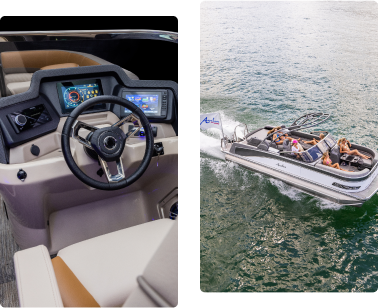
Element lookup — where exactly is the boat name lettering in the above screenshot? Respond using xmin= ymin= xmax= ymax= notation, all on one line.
xmin=332 ymin=182 xmax=361 ymax=190
xmin=276 ymin=163 xmax=286 ymax=168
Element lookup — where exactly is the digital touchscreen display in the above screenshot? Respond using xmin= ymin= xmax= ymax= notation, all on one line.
xmin=123 ymin=92 xmax=161 ymax=116
xmin=57 ymin=79 xmax=105 ymax=114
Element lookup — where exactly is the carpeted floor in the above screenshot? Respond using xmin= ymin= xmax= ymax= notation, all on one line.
xmin=0 ymin=198 xmax=20 ymax=307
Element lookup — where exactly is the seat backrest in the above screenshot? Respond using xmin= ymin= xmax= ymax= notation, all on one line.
xmin=257 ymin=140 xmax=270 ymax=151
xmin=247 ymin=136 xmax=262 ymax=147
xmin=1 ymin=50 xmax=106 ymax=74
xmin=282 ymin=139 xmax=291 ymax=152
xmin=123 ymin=220 xmax=178 ymax=307
xmin=330 ymin=146 xmax=341 ymax=164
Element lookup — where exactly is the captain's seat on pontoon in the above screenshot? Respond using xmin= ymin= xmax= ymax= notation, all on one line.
xmin=14 ymin=219 xmax=178 ymax=307
xmin=0 ymin=50 xmax=139 ymax=96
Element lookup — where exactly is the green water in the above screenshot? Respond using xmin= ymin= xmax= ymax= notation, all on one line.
xmin=200 ymin=1 xmax=378 ymax=292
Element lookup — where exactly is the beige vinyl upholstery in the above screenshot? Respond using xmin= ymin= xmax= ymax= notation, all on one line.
xmin=3 ymin=73 xmax=34 ymax=95
xmin=14 ymin=216 xmax=207 ymax=308
xmin=1 ymin=50 xmax=139 ymax=96
xmin=123 ymin=219 xmax=178 ymax=307
xmin=57 ymin=218 xmax=175 ymax=307
xmin=41 ymin=63 xmax=79 ymax=70
xmin=14 ymin=245 xmax=64 ymax=307
xmin=6 ymin=81 xmax=32 ymax=95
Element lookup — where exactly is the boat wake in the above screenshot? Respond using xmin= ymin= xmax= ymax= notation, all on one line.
xmin=200 ymin=111 xmax=243 ymax=160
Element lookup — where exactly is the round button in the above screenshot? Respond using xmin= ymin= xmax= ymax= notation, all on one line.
xmin=15 ymin=114 xmax=27 ymax=126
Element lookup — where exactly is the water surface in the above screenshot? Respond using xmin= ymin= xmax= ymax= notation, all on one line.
xmin=200 ymin=1 xmax=378 ymax=292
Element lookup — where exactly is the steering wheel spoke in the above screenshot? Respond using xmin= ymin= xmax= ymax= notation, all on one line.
xmin=71 ymin=120 xmax=98 ymax=149
xmin=99 ymin=157 xmax=125 ymax=183
xmin=112 ymin=113 xmax=143 ymax=140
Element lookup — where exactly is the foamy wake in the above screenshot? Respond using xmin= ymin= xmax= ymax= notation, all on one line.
xmin=200 ymin=111 xmax=346 ymax=210
xmin=200 ymin=111 xmax=248 ymax=160
xmin=269 ymin=178 xmax=346 ymax=210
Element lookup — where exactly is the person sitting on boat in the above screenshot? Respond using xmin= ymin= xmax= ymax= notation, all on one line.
xmin=267 ymin=126 xmax=281 ymax=136
xmin=303 ymin=133 xmax=325 ymax=146
xmin=291 ymin=139 xmax=303 ymax=159
xmin=274 ymin=132 xmax=300 ymax=145
xmin=322 ymin=151 xmax=350 ymax=171
xmin=338 ymin=137 xmax=371 ymax=159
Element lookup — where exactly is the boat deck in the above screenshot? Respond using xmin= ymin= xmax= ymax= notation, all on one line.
xmin=244 ymin=129 xmax=373 ymax=173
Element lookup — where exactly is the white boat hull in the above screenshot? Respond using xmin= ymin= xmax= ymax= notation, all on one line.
xmin=224 ymin=152 xmax=378 ymax=207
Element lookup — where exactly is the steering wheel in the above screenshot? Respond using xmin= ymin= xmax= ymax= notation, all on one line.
xmin=61 ymin=95 xmax=154 ymax=190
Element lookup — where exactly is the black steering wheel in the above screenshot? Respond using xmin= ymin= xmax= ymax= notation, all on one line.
xmin=61 ymin=95 xmax=154 ymax=190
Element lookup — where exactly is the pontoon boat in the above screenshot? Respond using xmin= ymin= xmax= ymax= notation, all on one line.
xmin=221 ymin=113 xmax=378 ymax=207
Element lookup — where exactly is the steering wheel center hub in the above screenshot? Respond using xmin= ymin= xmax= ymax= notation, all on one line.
xmin=104 ymin=136 xmax=117 ymax=150
xmin=89 ymin=126 xmax=127 ymax=162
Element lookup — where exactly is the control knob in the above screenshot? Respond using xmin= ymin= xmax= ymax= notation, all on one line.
xmin=15 ymin=114 xmax=27 ymax=126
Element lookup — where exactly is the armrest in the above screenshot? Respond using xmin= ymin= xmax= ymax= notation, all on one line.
xmin=14 ymin=245 xmax=63 ymax=307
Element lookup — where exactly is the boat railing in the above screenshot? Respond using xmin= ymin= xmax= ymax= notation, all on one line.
xmin=221 ymin=136 xmax=229 ymax=151
xmin=233 ymin=124 xmax=249 ymax=142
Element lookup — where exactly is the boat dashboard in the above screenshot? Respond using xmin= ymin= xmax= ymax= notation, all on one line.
xmin=0 ymin=64 xmax=178 ymax=164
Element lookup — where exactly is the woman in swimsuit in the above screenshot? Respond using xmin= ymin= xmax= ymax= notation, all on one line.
xmin=322 ymin=151 xmax=349 ymax=171
xmin=338 ymin=137 xmax=370 ymax=159
xmin=291 ymin=139 xmax=303 ymax=159
xmin=267 ymin=126 xmax=281 ymax=136
xmin=273 ymin=131 xmax=301 ymax=145
xmin=304 ymin=133 xmax=325 ymax=146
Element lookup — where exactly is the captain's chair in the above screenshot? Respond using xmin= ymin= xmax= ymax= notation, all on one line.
xmin=329 ymin=145 xmax=341 ymax=164
xmin=14 ymin=219 xmax=178 ymax=307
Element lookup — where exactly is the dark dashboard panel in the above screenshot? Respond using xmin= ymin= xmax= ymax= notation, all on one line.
xmin=0 ymin=65 xmax=178 ymax=152
xmin=0 ymin=95 xmax=60 ymax=147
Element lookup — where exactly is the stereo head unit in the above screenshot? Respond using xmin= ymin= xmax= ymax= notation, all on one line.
xmin=7 ymin=104 xmax=52 ymax=134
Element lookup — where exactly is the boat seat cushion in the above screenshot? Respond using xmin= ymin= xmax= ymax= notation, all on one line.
xmin=6 ymin=81 xmax=31 ymax=95
xmin=56 ymin=219 xmax=175 ymax=307
xmin=4 ymin=73 xmax=33 ymax=95
xmin=41 ymin=63 xmax=79 ymax=70
xmin=316 ymin=160 xmax=370 ymax=177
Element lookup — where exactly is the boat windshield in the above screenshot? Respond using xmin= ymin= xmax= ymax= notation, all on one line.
xmin=324 ymin=134 xmax=336 ymax=148
xmin=316 ymin=139 xmax=329 ymax=153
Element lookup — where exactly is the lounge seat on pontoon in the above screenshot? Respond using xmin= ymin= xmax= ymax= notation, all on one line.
xmin=1 ymin=50 xmax=139 ymax=96
xmin=315 ymin=160 xmax=370 ymax=177
xmin=14 ymin=218 xmax=177 ymax=307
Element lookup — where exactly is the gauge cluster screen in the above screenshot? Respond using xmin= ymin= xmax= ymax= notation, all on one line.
xmin=57 ymin=79 xmax=106 ymax=114
xmin=122 ymin=91 xmax=162 ymax=117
